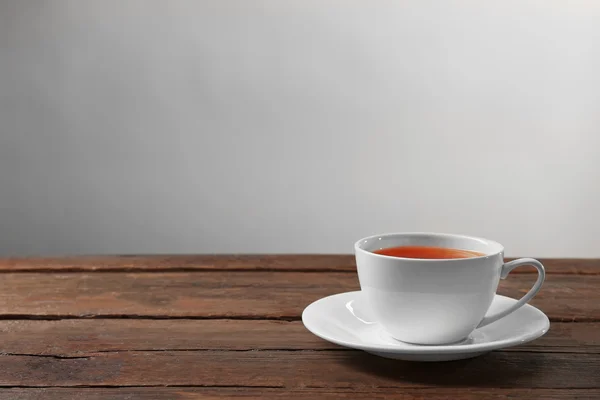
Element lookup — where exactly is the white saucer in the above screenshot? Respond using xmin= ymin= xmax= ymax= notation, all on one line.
xmin=302 ymin=291 xmax=550 ymax=362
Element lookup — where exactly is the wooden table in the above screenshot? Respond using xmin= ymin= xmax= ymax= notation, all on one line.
xmin=0 ymin=255 xmax=597 ymax=399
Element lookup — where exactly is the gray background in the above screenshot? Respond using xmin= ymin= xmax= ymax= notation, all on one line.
xmin=1 ymin=0 xmax=599 ymax=257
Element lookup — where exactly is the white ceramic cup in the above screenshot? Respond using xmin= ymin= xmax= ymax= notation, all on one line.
xmin=354 ymin=232 xmax=545 ymax=345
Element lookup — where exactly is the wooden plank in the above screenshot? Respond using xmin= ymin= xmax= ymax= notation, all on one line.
xmin=0 ymin=351 xmax=597 ymax=388
xmin=513 ymin=322 xmax=600 ymax=353
xmin=0 ymin=255 xmax=356 ymax=272
xmin=0 ymin=320 xmax=597 ymax=357
xmin=0 ymin=272 xmax=596 ymax=321
xmin=0 ymin=255 xmax=597 ymax=274
xmin=0 ymin=388 xmax=598 ymax=400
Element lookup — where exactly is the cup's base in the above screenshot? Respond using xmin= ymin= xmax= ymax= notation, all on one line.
xmin=394 ymin=336 xmax=471 ymax=346
xmin=382 ymin=330 xmax=483 ymax=347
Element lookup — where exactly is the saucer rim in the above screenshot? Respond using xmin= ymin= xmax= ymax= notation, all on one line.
xmin=302 ymin=291 xmax=550 ymax=354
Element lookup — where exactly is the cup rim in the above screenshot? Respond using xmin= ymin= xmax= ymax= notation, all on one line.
xmin=354 ymin=232 xmax=505 ymax=262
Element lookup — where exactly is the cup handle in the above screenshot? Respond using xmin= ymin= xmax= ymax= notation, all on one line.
xmin=477 ymin=258 xmax=545 ymax=328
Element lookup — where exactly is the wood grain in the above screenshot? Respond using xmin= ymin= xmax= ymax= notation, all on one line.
xmin=0 ymin=320 xmax=597 ymax=356
xmin=0 ymin=255 xmax=597 ymax=274
xmin=0 ymin=255 xmax=595 ymax=397
xmin=0 ymin=255 xmax=356 ymax=272
xmin=0 ymin=351 xmax=597 ymax=388
xmin=0 ymin=388 xmax=598 ymax=400
xmin=0 ymin=272 xmax=596 ymax=321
